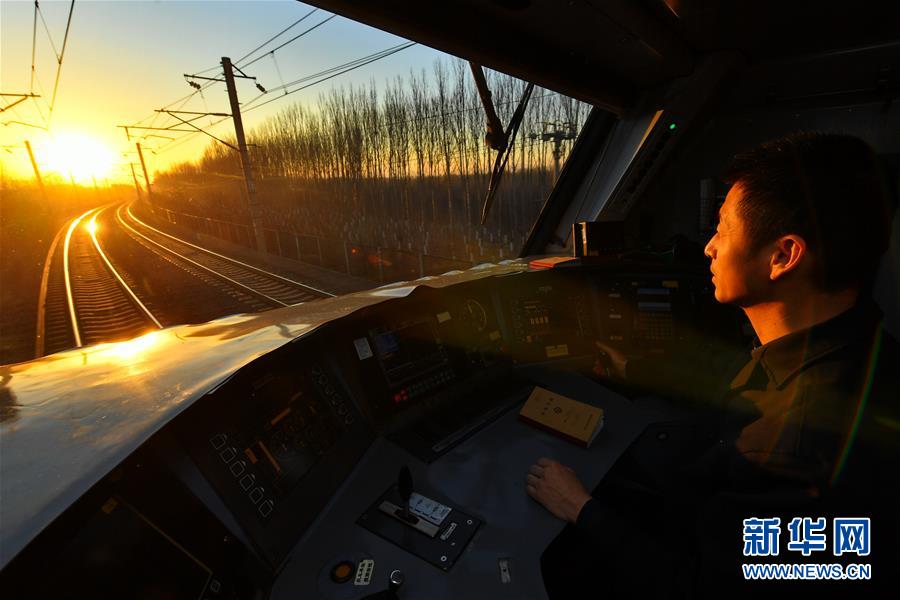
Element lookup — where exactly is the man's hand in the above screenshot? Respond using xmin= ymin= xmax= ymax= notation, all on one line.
xmin=525 ymin=458 xmax=592 ymax=523
xmin=593 ymin=340 xmax=628 ymax=382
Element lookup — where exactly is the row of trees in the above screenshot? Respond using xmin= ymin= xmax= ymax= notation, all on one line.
xmin=156 ymin=58 xmax=592 ymax=263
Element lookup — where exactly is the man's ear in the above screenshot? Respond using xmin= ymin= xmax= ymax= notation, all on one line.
xmin=769 ymin=235 xmax=807 ymax=281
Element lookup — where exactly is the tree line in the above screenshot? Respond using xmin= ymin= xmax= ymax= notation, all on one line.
xmin=156 ymin=58 xmax=592 ymax=262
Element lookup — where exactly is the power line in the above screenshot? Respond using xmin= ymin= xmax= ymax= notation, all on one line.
xmin=247 ymin=43 xmax=414 ymax=99
xmin=36 ymin=1 xmax=61 ymax=59
xmin=30 ymin=1 xmax=39 ymax=93
xmin=153 ymin=42 xmax=418 ymax=157
xmin=235 ymin=7 xmax=320 ymax=66
xmin=131 ymin=6 xmax=336 ymax=154
xmin=190 ymin=1 xmax=319 ymax=75
xmin=41 ymin=0 xmax=76 ymax=126
xmin=152 ymin=115 xmax=232 ymax=155
xmin=242 ymin=42 xmax=417 ymax=115
xmin=241 ymin=14 xmax=336 ymax=68
xmin=129 ymin=77 xmax=219 ymax=134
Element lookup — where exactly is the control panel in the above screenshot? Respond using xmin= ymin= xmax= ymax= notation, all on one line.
xmin=594 ymin=275 xmax=693 ymax=355
xmin=205 ymin=365 xmax=348 ymax=523
xmin=503 ymin=279 xmax=596 ymax=363
xmin=353 ymin=312 xmax=460 ymax=418
xmin=179 ymin=352 xmax=374 ymax=568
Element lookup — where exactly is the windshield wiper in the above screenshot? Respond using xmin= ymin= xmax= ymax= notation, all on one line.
xmin=469 ymin=62 xmax=534 ymax=224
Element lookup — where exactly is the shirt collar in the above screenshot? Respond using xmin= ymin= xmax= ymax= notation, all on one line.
xmin=750 ymin=299 xmax=882 ymax=389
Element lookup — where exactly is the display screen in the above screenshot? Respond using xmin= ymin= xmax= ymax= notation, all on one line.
xmin=372 ymin=320 xmax=448 ymax=387
xmin=245 ymin=371 xmax=339 ymax=497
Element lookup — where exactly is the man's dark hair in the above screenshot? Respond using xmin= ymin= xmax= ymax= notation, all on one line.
xmin=722 ymin=132 xmax=895 ymax=292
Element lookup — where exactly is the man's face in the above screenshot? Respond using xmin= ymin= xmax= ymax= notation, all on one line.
xmin=704 ymin=183 xmax=772 ymax=306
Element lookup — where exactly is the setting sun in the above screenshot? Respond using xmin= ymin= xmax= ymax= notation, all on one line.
xmin=41 ymin=133 xmax=115 ymax=184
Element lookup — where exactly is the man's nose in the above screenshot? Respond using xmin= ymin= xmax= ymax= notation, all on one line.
xmin=704 ymin=237 xmax=715 ymax=259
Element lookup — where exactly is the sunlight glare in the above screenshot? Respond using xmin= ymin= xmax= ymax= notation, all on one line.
xmin=101 ymin=330 xmax=164 ymax=364
xmin=42 ymin=133 xmax=115 ymax=184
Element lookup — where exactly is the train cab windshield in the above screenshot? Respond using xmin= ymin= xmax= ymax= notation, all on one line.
xmin=1 ymin=1 xmax=898 ymax=599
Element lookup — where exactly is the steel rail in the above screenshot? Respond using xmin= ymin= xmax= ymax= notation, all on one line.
xmin=125 ymin=203 xmax=334 ymax=298
xmin=62 ymin=208 xmax=94 ymax=347
xmin=35 ymin=215 xmax=72 ymax=357
xmin=88 ymin=208 xmax=164 ymax=329
xmin=116 ymin=205 xmax=293 ymax=307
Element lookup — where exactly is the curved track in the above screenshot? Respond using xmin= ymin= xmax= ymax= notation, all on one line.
xmin=35 ymin=203 xmax=335 ymax=358
xmin=36 ymin=207 xmax=163 ymax=354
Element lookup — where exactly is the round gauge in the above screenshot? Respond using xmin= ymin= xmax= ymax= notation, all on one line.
xmin=463 ymin=298 xmax=488 ymax=332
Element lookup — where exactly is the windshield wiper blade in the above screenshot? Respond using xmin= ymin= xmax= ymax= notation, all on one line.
xmin=469 ymin=62 xmax=534 ymax=224
xmin=479 ymin=81 xmax=534 ymax=224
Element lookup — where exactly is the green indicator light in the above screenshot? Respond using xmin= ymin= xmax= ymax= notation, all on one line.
xmin=669 ymin=123 xmax=677 ymax=131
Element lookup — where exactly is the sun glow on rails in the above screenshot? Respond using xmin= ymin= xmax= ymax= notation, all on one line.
xmin=41 ymin=133 xmax=115 ymax=184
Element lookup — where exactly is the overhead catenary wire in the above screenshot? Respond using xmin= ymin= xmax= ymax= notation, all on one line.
xmin=240 ymin=42 xmax=417 ymax=115
xmin=30 ymin=1 xmax=39 ymax=93
xmin=270 ymin=53 xmax=288 ymax=95
xmin=132 ymin=5 xmax=335 ymax=147
xmin=24 ymin=1 xmax=51 ymax=127
xmin=137 ymin=10 xmax=317 ymax=135
xmin=245 ymin=43 xmax=415 ymax=100
xmin=240 ymin=14 xmax=336 ymax=69
xmin=46 ymin=0 xmax=76 ymax=124
xmin=19 ymin=0 xmax=77 ymax=128
xmin=189 ymin=0 xmax=319 ymax=75
xmin=235 ymin=7 xmax=320 ymax=66
xmin=152 ymin=42 xmax=417 ymax=156
xmin=36 ymin=1 xmax=61 ymax=60
xmin=128 ymin=77 xmax=219 ymax=136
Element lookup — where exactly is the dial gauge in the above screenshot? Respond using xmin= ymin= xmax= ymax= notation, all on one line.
xmin=462 ymin=299 xmax=488 ymax=332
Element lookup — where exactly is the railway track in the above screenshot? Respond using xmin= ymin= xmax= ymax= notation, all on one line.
xmin=34 ymin=203 xmax=335 ymax=358
xmin=35 ymin=207 xmax=163 ymax=356
xmin=117 ymin=205 xmax=333 ymax=306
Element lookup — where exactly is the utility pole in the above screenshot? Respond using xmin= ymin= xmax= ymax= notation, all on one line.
xmin=530 ymin=121 xmax=577 ymax=181
xmin=221 ymin=56 xmax=267 ymax=253
xmin=136 ymin=142 xmax=153 ymax=202
xmin=23 ymin=140 xmax=48 ymax=202
xmin=129 ymin=163 xmax=143 ymax=201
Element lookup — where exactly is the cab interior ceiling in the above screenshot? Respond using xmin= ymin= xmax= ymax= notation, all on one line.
xmin=305 ymin=0 xmax=900 ymax=115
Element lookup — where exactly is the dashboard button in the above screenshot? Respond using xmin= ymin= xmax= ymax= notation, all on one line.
xmin=219 ymin=448 xmax=236 ymax=463
xmin=209 ymin=434 xmax=227 ymax=449
xmin=230 ymin=461 xmax=245 ymax=477
xmin=330 ymin=560 xmax=355 ymax=584
xmin=249 ymin=487 xmax=263 ymax=504
xmin=259 ymin=500 xmax=274 ymax=518
xmin=239 ymin=474 xmax=254 ymax=490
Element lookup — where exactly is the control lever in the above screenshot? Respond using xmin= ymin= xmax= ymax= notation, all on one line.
xmin=360 ymin=569 xmax=404 ymax=600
